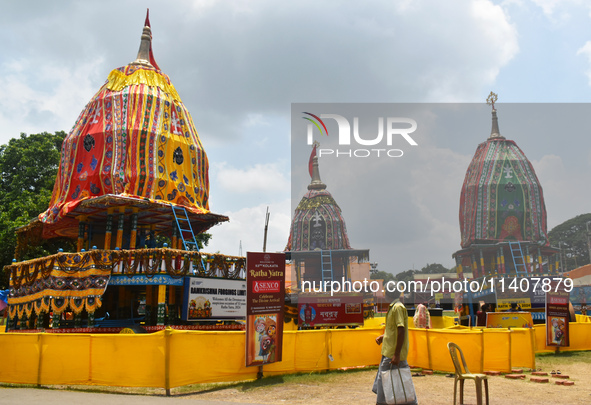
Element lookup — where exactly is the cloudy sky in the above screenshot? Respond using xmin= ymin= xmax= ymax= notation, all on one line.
xmin=1 ymin=0 xmax=591 ymax=275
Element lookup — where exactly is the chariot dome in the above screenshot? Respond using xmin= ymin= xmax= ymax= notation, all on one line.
xmin=285 ymin=146 xmax=369 ymax=290
xmin=459 ymin=107 xmax=549 ymax=248
xmin=454 ymin=99 xmax=559 ymax=280
xmin=38 ymin=12 xmax=226 ymax=239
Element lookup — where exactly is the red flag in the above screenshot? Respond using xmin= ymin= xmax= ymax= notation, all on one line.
xmin=308 ymin=144 xmax=317 ymax=178
xmin=144 ymin=9 xmax=161 ymax=70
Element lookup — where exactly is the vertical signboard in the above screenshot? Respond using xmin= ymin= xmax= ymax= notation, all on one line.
xmin=245 ymin=252 xmax=285 ymax=367
xmin=546 ymin=286 xmax=570 ymax=347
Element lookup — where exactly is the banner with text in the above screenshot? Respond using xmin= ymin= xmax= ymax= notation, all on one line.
xmin=182 ymin=277 xmax=247 ymax=320
xmin=546 ymin=286 xmax=570 ymax=347
xmin=486 ymin=311 xmax=533 ymax=328
xmin=298 ymin=293 xmax=364 ymax=327
xmin=245 ymin=252 xmax=285 ymax=367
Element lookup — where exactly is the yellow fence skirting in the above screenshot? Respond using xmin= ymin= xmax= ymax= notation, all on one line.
xmin=0 ymin=326 xmax=537 ymax=389
xmin=407 ymin=327 xmax=535 ymax=373
xmin=534 ymin=323 xmax=591 ymax=353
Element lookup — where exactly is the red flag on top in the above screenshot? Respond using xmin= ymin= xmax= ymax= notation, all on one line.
xmin=144 ymin=9 xmax=161 ymax=70
xmin=308 ymin=143 xmax=317 ymax=178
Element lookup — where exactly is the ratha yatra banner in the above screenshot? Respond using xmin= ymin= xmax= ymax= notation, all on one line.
xmin=245 ymin=252 xmax=285 ymax=367
xmin=298 ymin=293 xmax=364 ymax=327
xmin=182 ymin=277 xmax=246 ymax=320
xmin=546 ymin=286 xmax=570 ymax=347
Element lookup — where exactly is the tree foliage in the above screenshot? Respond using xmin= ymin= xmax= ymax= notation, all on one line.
xmin=548 ymin=213 xmax=591 ymax=271
xmin=0 ymin=132 xmax=68 ymax=288
xmin=370 ymin=270 xmax=396 ymax=283
xmin=370 ymin=263 xmax=451 ymax=283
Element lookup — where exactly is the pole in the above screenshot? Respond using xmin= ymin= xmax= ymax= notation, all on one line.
xmin=586 ymin=222 xmax=591 ymax=265
xmin=262 ymin=207 xmax=270 ymax=253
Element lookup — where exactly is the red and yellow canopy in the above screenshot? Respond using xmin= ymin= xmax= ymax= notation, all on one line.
xmin=39 ymin=17 xmax=220 ymax=237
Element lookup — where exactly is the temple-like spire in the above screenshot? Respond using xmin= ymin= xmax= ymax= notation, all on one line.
xmin=132 ymin=9 xmax=159 ymax=69
xmin=308 ymin=155 xmax=326 ymax=190
xmin=486 ymin=91 xmax=504 ymax=139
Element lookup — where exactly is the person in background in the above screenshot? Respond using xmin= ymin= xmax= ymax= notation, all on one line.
xmin=476 ymin=303 xmax=489 ymax=326
xmin=413 ymin=302 xmax=431 ymax=329
xmin=507 ymin=302 xmax=520 ymax=312
xmin=373 ymin=290 xmax=418 ymax=405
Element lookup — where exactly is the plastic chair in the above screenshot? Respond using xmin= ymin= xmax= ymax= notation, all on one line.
xmin=447 ymin=342 xmax=489 ymax=405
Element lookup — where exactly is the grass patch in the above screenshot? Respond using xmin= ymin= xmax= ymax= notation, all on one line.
xmin=1 ymin=368 xmax=379 ymax=398
xmin=174 ymin=366 xmax=378 ymax=396
xmin=535 ymin=350 xmax=591 ymax=370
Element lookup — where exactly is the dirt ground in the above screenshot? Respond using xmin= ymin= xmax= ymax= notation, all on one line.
xmin=2 ymin=354 xmax=590 ymax=404
xmin=175 ymin=360 xmax=591 ymax=404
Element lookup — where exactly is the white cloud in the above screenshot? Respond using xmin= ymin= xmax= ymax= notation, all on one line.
xmin=0 ymin=58 xmax=102 ymax=141
xmin=531 ymin=0 xmax=562 ymax=16
xmin=215 ymin=162 xmax=289 ymax=194
xmin=205 ymin=199 xmax=291 ymax=256
xmin=577 ymin=41 xmax=591 ymax=86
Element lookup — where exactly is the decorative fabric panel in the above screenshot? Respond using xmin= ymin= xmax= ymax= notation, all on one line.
xmin=7 ymin=252 xmax=113 ymax=317
xmin=39 ymin=64 xmax=210 ymax=233
xmin=459 ymin=138 xmax=549 ymax=248
xmin=286 ymin=189 xmax=352 ymax=251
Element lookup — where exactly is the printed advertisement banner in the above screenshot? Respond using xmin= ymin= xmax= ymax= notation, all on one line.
xmin=182 ymin=277 xmax=246 ymax=320
xmin=298 ymin=293 xmax=364 ymax=327
xmin=486 ymin=311 xmax=533 ymax=328
xmin=571 ymin=286 xmax=591 ymax=314
xmin=494 ymin=276 xmax=555 ymax=309
xmin=245 ymin=252 xmax=285 ymax=367
xmin=546 ymin=287 xmax=570 ymax=347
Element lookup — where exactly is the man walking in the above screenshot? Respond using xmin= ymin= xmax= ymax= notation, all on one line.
xmin=373 ymin=290 xmax=418 ymax=404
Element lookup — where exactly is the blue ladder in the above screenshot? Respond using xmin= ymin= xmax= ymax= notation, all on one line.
xmin=321 ymin=250 xmax=333 ymax=283
xmin=170 ymin=204 xmax=207 ymax=274
xmin=170 ymin=204 xmax=200 ymax=251
xmin=508 ymin=241 xmax=527 ymax=276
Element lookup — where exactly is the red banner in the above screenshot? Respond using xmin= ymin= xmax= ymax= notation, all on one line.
xmin=546 ymin=285 xmax=570 ymax=347
xmin=298 ymin=293 xmax=364 ymax=327
xmin=245 ymin=252 xmax=285 ymax=367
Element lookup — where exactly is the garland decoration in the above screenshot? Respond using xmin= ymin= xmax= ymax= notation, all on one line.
xmin=4 ymin=248 xmax=247 ymax=318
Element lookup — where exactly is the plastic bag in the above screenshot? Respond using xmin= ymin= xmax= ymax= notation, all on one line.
xmin=381 ymin=365 xmax=416 ymax=404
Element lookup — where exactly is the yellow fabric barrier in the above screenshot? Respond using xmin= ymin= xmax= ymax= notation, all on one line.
xmin=0 ymin=333 xmax=41 ymax=384
xmin=170 ymin=331 xmax=257 ymax=386
xmin=407 ymin=327 xmax=536 ymax=373
xmin=534 ymin=323 xmax=591 ymax=353
xmin=0 ymin=325 xmax=537 ymax=389
xmin=575 ymin=314 xmax=591 ymax=323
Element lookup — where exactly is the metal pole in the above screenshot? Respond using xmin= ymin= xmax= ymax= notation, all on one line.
xmin=262 ymin=207 xmax=270 ymax=253
xmin=586 ymin=222 xmax=591 ymax=265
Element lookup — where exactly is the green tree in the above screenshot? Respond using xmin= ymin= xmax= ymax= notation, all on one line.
xmin=0 ymin=132 xmax=68 ymax=288
xmin=418 ymin=263 xmax=450 ymax=274
xmin=395 ymin=269 xmax=416 ymax=282
xmin=370 ymin=270 xmax=396 ymax=283
xmin=548 ymin=213 xmax=591 ymax=271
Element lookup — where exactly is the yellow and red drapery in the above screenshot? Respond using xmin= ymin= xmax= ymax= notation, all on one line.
xmin=7 ymin=252 xmax=113 ymax=318
xmin=39 ymin=63 xmax=211 ymax=236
